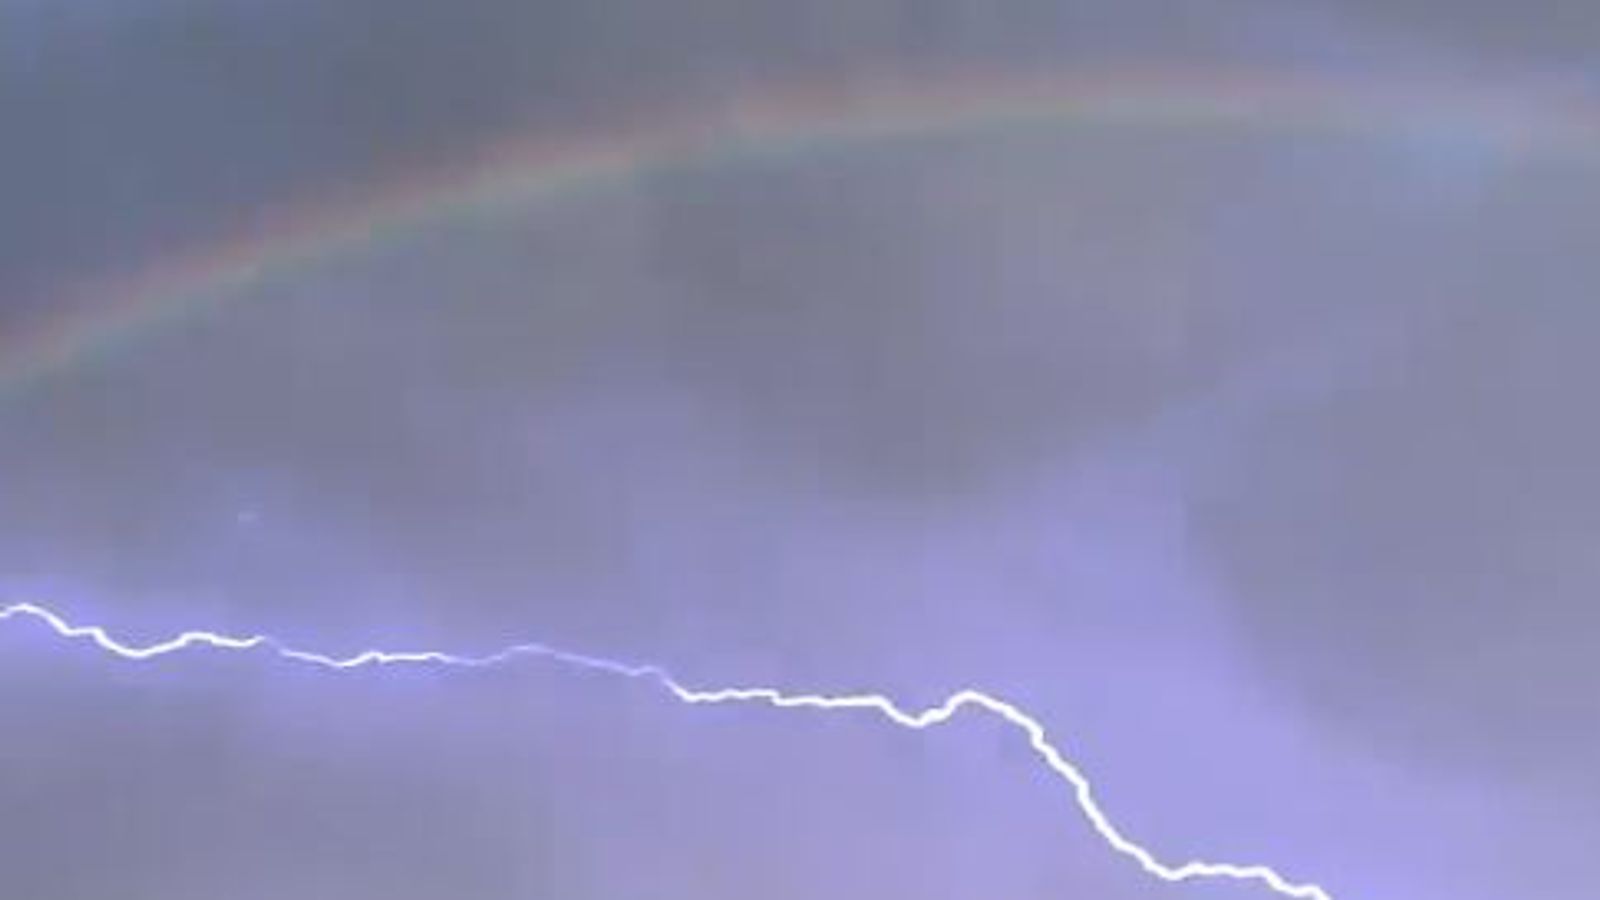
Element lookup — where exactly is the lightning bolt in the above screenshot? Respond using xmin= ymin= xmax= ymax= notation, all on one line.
xmin=0 ymin=600 xmax=1334 ymax=900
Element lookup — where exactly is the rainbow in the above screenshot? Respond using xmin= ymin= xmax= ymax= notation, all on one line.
xmin=6 ymin=64 xmax=1598 ymax=395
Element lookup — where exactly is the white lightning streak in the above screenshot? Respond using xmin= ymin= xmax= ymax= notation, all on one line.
xmin=0 ymin=600 xmax=1333 ymax=900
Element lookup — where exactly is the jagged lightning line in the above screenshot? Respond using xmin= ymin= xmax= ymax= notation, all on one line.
xmin=0 ymin=601 xmax=1333 ymax=900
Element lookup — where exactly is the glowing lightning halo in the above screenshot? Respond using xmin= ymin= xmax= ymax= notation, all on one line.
xmin=1 ymin=600 xmax=1333 ymax=900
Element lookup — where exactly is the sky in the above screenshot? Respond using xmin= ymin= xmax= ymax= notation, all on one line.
xmin=1 ymin=1 xmax=1597 ymax=899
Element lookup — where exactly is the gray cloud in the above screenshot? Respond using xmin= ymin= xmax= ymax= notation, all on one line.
xmin=1 ymin=2 xmax=1597 ymax=899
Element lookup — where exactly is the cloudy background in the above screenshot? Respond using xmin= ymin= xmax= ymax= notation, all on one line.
xmin=1 ymin=2 xmax=1597 ymax=899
